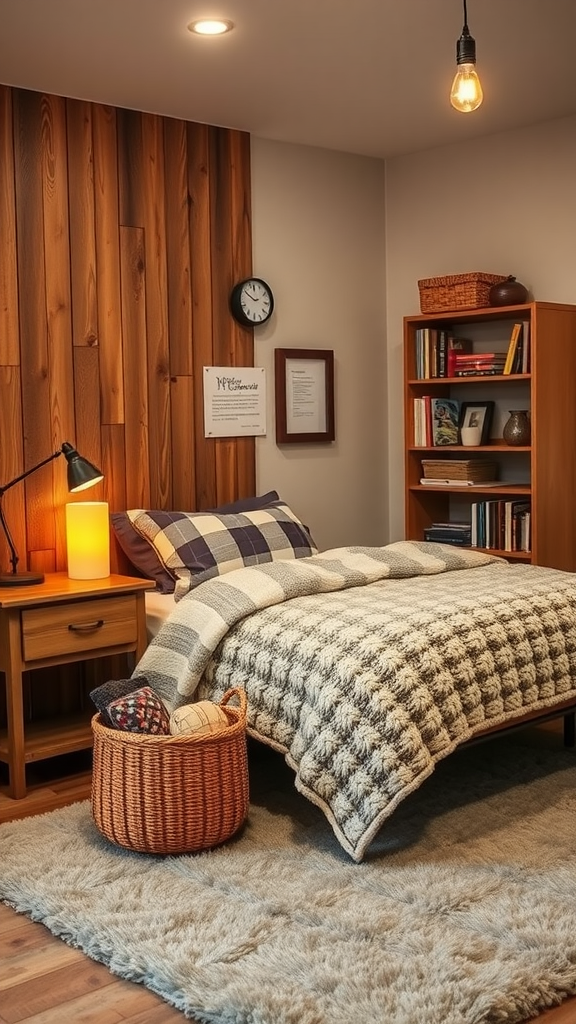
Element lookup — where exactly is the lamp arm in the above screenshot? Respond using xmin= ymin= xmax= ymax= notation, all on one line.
xmin=0 ymin=449 xmax=62 ymax=498
xmin=0 ymin=492 xmax=20 ymax=574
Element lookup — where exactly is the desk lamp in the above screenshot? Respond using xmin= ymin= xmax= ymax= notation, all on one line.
xmin=0 ymin=441 xmax=104 ymax=586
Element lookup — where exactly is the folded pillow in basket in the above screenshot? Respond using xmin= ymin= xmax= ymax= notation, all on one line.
xmin=122 ymin=502 xmax=318 ymax=601
xmin=169 ymin=701 xmax=229 ymax=738
xmin=106 ymin=686 xmax=171 ymax=735
xmin=110 ymin=491 xmax=282 ymax=593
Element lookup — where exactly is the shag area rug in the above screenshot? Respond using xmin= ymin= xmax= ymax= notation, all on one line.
xmin=1 ymin=738 xmax=576 ymax=1024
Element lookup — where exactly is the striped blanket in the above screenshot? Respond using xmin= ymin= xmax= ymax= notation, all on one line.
xmin=135 ymin=542 xmax=576 ymax=860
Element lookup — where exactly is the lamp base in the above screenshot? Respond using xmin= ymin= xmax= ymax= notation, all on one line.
xmin=0 ymin=570 xmax=45 ymax=587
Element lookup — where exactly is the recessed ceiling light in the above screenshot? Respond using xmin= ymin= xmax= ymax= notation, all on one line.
xmin=188 ymin=18 xmax=234 ymax=36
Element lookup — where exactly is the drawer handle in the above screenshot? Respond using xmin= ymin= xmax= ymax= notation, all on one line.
xmin=68 ymin=619 xmax=105 ymax=633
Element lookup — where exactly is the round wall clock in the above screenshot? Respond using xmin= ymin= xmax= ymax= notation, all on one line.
xmin=230 ymin=277 xmax=274 ymax=327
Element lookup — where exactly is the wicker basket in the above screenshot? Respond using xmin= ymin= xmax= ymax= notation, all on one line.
xmin=418 ymin=273 xmax=507 ymax=313
xmin=91 ymin=687 xmax=249 ymax=855
xmin=421 ymin=459 xmax=498 ymax=481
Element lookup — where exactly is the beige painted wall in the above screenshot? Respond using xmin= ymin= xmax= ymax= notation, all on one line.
xmin=251 ymin=137 xmax=387 ymax=551
xmin=251 ymin=116 xmax=576 ymax=553
xmin=385 ymin=114 xmax=576 ymax=540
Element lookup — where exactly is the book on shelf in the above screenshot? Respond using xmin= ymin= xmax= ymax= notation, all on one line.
xmin=424 ymin=536 xmax=471 ymax=547
xmin=413 ymin=395 xmax=434 ymax=446
xmin=424 ymin=524 xmax=472 ymax=545
xmin=419 ymin=478 xmax=502 ymax=487
xmin=430 ymin=397 xmax=460 ymax=446
xmin=521 ymin=320 xmax=530 ymax=373
xmin=424 ymin=521 xmax=471 ymax=530
xmin=455 ymin=369 xmax=506 ymax=377
xmin=446 ymin=337 xmax=473 ymax=378
xmin=453 ymin=352 xmax=505 ymax=362
xmin=503 ymin=322 xmax=523 ymax=375
xmin=436 ymin=330 xmax=449 ymax=377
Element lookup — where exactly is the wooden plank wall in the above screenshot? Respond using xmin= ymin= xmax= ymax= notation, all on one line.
xmin=0 ymin=85 xmax=255 ymax=578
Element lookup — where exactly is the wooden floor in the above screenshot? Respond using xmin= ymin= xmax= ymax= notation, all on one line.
xmin=0 ymin=727 xmax=575 ymax=1024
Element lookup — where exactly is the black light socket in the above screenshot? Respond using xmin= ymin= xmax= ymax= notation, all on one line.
xmin=456 ymin=26 xmax=477 ymax=65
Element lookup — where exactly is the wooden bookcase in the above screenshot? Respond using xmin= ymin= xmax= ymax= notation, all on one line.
xmin=404 ymin=301 xmax=576 ymax=571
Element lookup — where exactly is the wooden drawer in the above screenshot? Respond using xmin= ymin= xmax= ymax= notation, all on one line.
xmin=21 ymin=595 xmax=138 ymax=662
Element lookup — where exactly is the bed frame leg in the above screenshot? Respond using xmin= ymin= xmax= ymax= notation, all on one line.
xmin=563 ymin=712 xmax=575 ymax=747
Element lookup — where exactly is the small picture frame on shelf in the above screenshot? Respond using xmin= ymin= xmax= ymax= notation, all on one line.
xmin=459 ymin=401 xmax=494 ymax=445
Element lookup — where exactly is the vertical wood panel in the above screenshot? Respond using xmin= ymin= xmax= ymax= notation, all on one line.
xmin=0 ymin=367 xmax=25 ymax=570
xmin=164 ymin=117 xmax=193 ymax=378
xmin=229 ymin=131 xmax=256 ymax=499
xmin=211 ymin=128 xmax=255 ymax=505
xmin=72 ymin=345 xmax=105 ymax=499
xmin=0 ymin=85 xmax=254 ymax=579
xmin=66 ymin=99 xmax=98 ymax=349
xmin=41 ymin=93 xmax=76 ymax=568
xmin=93 ymin=103 xmax=124 ymax=426
xmin=170 ymin=375 xmax=196 ymax=509
xmin=0 ymin=86 xmax=19 ymax=367
xmin=188 ymin=122 xmax=216 ymax=510
xmin=12 ymin=89 xmax=54 ymax=563
xmin=140 ymin=113 xmax=171 ymax=508
xmin=101 ymin=424 xmax=127 ymax=521
xmin=120 ymin=225 xmax=150 ymax=508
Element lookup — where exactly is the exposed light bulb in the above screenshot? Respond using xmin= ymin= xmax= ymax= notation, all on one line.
xmin=450 ymin=63 xmax=483 ymax=112
xmin=450 ymin=0 xmax=483 ymax=113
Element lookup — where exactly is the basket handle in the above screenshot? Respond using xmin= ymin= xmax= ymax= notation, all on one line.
xmin=220 ymin=687 xmax=247 ymax=716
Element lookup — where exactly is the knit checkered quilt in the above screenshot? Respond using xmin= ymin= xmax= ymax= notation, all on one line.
xmin=135 ymin=541 xmax=576 ymax=860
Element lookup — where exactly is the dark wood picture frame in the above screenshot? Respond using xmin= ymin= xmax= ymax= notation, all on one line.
xmin=275 ymin=348 xmax=335 ymax=444
xmin=459 ymin=400 xmax=495 ymax=445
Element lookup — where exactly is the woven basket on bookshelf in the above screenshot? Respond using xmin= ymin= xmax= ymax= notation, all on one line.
xmin=421 ymin=459 xmax=498 ymax=481
xmin=417 ymin=273 xmax=507 ymax=314
xmin=91 ymin=687 xmax=249 ymax=855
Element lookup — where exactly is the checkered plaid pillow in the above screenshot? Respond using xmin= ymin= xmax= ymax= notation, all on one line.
xmin=126 ymin=504 xmax=317 ymax=601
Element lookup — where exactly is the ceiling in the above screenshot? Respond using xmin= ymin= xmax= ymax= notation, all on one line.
xmin=0 ymin=0 xmax=574 ymax=160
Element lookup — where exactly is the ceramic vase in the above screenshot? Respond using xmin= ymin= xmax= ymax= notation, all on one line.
xmin=503 ymin=410 xmax=531 ymax=446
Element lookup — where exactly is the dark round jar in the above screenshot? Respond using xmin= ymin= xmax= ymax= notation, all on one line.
xmin=489 ymin=276 xmax=528 ymax=306
xmin=503 ymin=410 xmax=531 ymax=446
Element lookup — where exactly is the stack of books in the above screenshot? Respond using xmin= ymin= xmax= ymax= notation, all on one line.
xmin=470 ymin=500 xmax=531 ymax=551
xmin=453 ymin=352 xmax=507 ymax=376
xmin=413 ymin=329 xmax=473 ymax=379
xmin=423 ymin=522 xmax=472 ymax=546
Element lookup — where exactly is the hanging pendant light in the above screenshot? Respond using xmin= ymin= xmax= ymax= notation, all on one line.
xmin=450 ymin=0 xmax=483 ymax=112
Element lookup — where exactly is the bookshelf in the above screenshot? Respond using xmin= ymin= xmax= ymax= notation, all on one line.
xmin=404 ymin=301 xmax=576 ymax=570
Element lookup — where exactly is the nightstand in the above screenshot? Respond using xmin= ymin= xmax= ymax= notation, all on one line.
xmin=0 ymin=573 xmax=155 ymax=799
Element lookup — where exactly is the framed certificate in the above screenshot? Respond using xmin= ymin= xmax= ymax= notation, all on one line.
xmin=274 ymin=348 xmax=335 ymax=444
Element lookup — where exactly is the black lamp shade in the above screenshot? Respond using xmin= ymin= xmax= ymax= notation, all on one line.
xmin=61 ymin=442 xmax=104 ymax=493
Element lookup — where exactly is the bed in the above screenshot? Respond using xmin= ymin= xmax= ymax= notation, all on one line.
xmin=126 ymin=511 xmax=576 ymax=861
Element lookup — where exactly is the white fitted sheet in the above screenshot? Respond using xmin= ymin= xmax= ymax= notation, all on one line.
xmin=145 ymin=591 xmax=176 ymax=642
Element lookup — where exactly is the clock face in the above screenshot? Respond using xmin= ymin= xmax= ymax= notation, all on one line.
xmin=231 ymin=277 xmax=274 ymax=326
